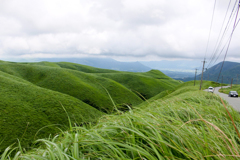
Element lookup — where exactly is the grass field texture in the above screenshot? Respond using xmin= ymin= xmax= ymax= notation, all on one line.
xmin=2 ymin=81 xmax=240 ymax=159
xmin=0 ymin=60 xmax=180 ymax=152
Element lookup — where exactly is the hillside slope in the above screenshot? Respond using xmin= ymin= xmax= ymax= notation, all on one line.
xmin=5 ymin=81 xmax=240 ymax=159
xmin=0 ymin=60 xmax=180 ymax=151
xmin=96 ymin=70 xmax=179 ymax=99
xmin=0 ymin=70 xmax=104 ymax=151
xmin=182 ymin=61 xmax=240 ymax=84
xmin=0 ymin=61 xmax=179 ymax=105
xmin=0 ymin=62 xmax=143 ymax=112
xmin=26 ymin=61 xmax=119 ymax=73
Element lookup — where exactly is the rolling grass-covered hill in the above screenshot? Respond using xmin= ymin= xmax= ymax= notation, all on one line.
xmin=28 ymin=61 xmax=120 ymax=73
xmin=0 ymin=70 xmax=104 ymax=151
xmin=0 ymin=60 xmax=179 ymax=151
xmin=0 ymin=62 xmax=143 ymax=112
xmin=0 ymin=61 xmax=179 ymax=106
xmin=95 ymin=70 xmax=178 ymax=99
xmin=3 ymin=80 xmax=240 ymax=159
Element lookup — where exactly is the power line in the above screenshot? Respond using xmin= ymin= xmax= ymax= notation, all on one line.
xmin=194 ymin=68 xmax=198 ymax=86
xmin=198 ymin=0 xmax=217 ymax=89
xmin=207 ymin=0 xmax=233 ymax=68
xmin=200 ymin=59 xmax=207 ymax=90
xmin=213 ymin=17 xmax=240 ymax=66
xmin=207 ymin=0 xmax=239 ymax=68
xmin=216 ymin=0 xmax=240 ymax=83
xmin=204 ymin=0 xmax=217 ymax=60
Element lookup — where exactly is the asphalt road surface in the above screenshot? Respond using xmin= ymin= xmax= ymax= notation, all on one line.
xmin=211 ymin=86 xmax=240 ymax=112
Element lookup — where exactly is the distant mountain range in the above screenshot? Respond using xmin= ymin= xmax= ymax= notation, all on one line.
xmin=15 ymin=57 xmax=196 ymax=79
xmin=140 ymin=60 xmax=201 ymax=72
xmin=160 ymin=70 xmax=195 ymax=79
xmin=179 ymin=61 xmax=240 ymax=84
xmin=9 ymin=58 xmax=239 ymax=81
xmin=32 ymin=58 xmax=152 ymax=72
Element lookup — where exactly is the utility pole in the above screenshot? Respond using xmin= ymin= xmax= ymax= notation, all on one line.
xmin=199 ymin=59 xmax=207 ymax=90
xmin=194 ymin=69 xmax=198 ymax=86
xmin=231 ymin=78 xmax=233 ymax=89
xmin=204 ymin=68 xmax=207 ymax=80
xmin=221 ymin=76 xmax=223 ymax=89
xmin=237 ymin=74 xmax=239 ymax=85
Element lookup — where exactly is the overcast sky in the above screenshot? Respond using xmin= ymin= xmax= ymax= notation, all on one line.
xmin=0 ymin=0 xmax=240 ymax=64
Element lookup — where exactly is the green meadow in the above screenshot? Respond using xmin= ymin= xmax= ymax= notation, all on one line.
xmin=0 ymin=70 xmax=104 ymax=151
xmin=0 ymin=61 xmax=179 ymax=151
xmin=1 ymin=61 xmax=240 ymax=159
xmin=2 ymin=79 xmax=240 ymax=159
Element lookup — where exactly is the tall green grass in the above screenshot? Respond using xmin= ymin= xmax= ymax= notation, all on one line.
xmin=137 ymin=80 xmax=224 ymax=108
xmin=0 ymin=70 xmax=104 ymax=151
xmin=2 ymin=86 xmax=240 ymax=159
xmin=219 ymin=85 xmax=240 ymax=94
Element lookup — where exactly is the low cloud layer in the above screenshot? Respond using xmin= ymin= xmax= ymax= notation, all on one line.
xmin=0 ymin=0 xmax=240 ymax=63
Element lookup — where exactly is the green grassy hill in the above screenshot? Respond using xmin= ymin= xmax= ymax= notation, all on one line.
xmin=0 ymin=62 xmax=143 ymax=112
xmin=95 ymin=70 xmax=179 ymax=99
xmin=136 ymin=80 xmax=224 ymax=108
xmin=0 ymin=70 xmax=104 ymax=151
xmin=0 ymin=60 xmax=179 ymax=151
xmin=3 ymin=80 xmax=240 ymax=159
xmin=0 ymin=61 xmax=179 ymax=111
xmin=27 ymin=61 xmax=119 ymax=73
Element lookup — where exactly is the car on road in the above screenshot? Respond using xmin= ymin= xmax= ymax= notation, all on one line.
xmin=228 ymin=91 xmax=238 ymax=97
xmin=208 ymin=87 xmax=214 ymax=93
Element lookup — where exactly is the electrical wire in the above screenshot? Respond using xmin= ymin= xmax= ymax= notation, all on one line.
xmin=207 ymin=0 xmax=233 ymax=68
xmin=213 ymin=17 xmax=240 ymax=65
xmin=207 ymin=0 xmax=239 ymax=68
xmin=215 ymin=0 xmax=240 ymax=83
xmin=204 ymin=0 xmax=217 ymax=60
xmin=213 ymin=15 xmax=240 ymax=66
xmin=198 ymin=0 xmax=217 ymax=84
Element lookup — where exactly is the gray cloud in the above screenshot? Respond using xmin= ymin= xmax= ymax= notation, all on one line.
xmin=0 ymin=0 xmax=240 ymax=63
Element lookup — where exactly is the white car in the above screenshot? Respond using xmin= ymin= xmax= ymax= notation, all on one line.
xmin=208 ymin=87 xmax=214 ymax=93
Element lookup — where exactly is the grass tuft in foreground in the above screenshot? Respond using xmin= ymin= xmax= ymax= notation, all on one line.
xmin=2 ymin=86 xmax=240 ymax=159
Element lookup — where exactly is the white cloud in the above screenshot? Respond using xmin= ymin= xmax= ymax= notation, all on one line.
xmin=0 ymin=0 xmax=239 ymax=63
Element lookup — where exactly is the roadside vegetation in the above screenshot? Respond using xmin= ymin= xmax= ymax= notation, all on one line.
xmin=137 ymin=80 xmax=224 ymax=108
xmin=1 ymin=79 xmax=240 ymax=159
xmin=219 ymin=85 xmax=240 ymax=94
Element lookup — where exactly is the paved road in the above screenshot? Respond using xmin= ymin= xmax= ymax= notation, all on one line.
xmin=212 ymin=86 xmax=240 ymax=112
